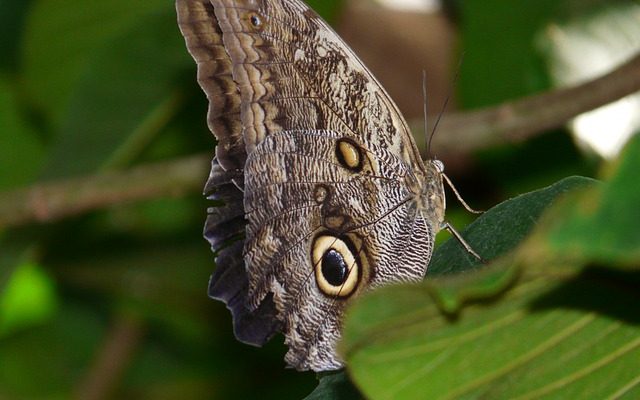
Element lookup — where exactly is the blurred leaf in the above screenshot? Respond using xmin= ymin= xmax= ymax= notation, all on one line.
xmin=22 ymin=0 xmax=169 ymax=125
xmin=304 ymin=371 xmax=363 ymax=400
xmin=305 ymin=0 xmax=344 ymax=23
xmin=40 ymin=9 xmax=191 ymax=178
xmin=49 ymin=240 xmax=214 ymax=337
xmin=104 ymin=196 xmax=205 ymax=239
xmin=0 ymin=75 xmax=44 ymax=189
xmin=475 ymin=131 xmax=594 ymax=198
xmin=0 ymin=261 xmax=57 ymax=337
xmin=0 ymin=0 xmax=33 ymax=71
xmin=534 ymin=134 xmax=640 ymax=267
xmin=0 ymin=301 xmax=103 ymax=398
xmin=458 ymin=0 xmax=598 ymax=202
xmin=459 ymin=0 xmax=557 ymax=109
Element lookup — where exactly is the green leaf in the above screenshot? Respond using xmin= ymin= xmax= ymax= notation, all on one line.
xmin=0 ymin=0 xmax=32 ymax=71
xmin=305 ymin=0 xmax=344 ymax=23
xmin=539 ymin=134 xmax=640 ymax=267
xmin=0 ymin=261 xmax=58 ymax=337
xmin=459 ymin=0 xmax=556 ymax=108
xmin=22 ymin=0 xmax=169 ymax=125
xmin=343 ymin=275 xmax=640 ymax=400
xmin=40 ymin=9 xmax=191 ymax=178
xmin=0 ymin=75 xmax=44 ymax=189
xmin=304 ymin=371 xmax=363 ymax=400
xmin=429 ymin=176 xmax=596 ymax=276
xmin=0 ymin=302 xmax=103 ymax=398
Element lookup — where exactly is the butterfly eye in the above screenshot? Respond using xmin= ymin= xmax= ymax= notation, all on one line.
xmin=336 ymin=138 xmax=363 ymax=172
xmin=312 ymin=235 xmax=360 ymax=297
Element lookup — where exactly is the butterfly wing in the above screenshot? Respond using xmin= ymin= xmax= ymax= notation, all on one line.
xmin=177 ymin=0 xmax=438 ymax=371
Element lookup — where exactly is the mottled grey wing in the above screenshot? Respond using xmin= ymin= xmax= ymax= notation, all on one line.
xmin=177 ymin=0 xmax=436 ymax=371
xmin=243 ymin=129 xmax=434 ymax=370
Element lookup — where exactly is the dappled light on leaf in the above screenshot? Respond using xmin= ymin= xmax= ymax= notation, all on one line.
xmin=0 ymin=262 xmax=58 ymax=337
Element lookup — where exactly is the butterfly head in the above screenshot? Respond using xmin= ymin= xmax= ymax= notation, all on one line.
xmin=407 ymin=159 xmax=446 ymax=229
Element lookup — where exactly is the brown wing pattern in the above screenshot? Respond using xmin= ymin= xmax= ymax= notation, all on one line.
xmin=183 ymin=0 xmax=424 ymax=167
xmin=177 ymin=0 xmax=439 ymax=371
xmin=177 ymin=0 xmax=245 ymax=170
xmin=242 ymin=130 xmax=433 ymax=370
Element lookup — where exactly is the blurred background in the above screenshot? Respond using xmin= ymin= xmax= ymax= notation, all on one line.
xmin=0 ymin=0 xmax=638 ymax=398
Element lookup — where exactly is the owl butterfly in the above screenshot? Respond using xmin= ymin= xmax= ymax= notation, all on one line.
xmin=177 ymin=0 xmax=467 ymax=371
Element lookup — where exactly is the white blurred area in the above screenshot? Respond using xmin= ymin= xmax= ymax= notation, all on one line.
xmin=539 ymin=3 xmax=640 ymax=159
xmin=375 ymin=0 xmax=441 ymax=13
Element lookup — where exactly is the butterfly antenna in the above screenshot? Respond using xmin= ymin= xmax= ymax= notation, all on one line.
xmin=422 ymin=70 xmax=431 ymax=158
xmin=428 ymin=53 xmax=466 ymax=155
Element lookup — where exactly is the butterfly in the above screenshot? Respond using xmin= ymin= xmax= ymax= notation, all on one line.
xmin=177 ymin=0 xmax=467 ymax=371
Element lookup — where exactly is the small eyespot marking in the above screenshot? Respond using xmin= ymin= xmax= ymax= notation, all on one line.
xmin=313 ymin=185 xmax=329 ymax=204
xmin=336 ymin=138 xmax=363 ymax=172
xmin=312 ymin=235 xmax=360 ymax=297
xmin=249 ymin=14 xmax=262 ymax=28
xmin=325 ymin=215 xmax=346 ymax=230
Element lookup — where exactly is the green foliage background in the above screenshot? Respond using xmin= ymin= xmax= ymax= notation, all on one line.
xmin=0 ymin=0 xmax=638 ymax=399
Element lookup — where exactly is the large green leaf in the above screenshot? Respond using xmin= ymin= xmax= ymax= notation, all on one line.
xmin=538 ymin=134 xmax=640 ymax=267
xmin=308 ymin=177 xmax=596 ymax=398
xmin=339 ymin=138 xmax=640 ymax=399
xmin=343 ymin=276 xmax=639 ymax=400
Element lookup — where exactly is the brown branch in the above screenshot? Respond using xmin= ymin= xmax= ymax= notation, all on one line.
xmin=0 ymin=154 xmax=210 ymax=229
xmin=0 ymin=52 xmax=638 ymax=228
xmin=74 ymin=313 xmax=144 ymax=400
xmin=425 ymin=51 xmax=640 ymax=157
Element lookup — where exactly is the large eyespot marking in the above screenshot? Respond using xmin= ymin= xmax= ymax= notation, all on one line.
xmin=312 ymin=235 xmax=360 ymax=297
xmin=336 ymin=138 xmax=363 ymax=172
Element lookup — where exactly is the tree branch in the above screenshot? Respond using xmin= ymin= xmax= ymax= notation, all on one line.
xmin=426 ymin=52 xmax=640 ymax=157
xmin=74 ymin=313 xmax=144 ymax=400
xmin=0 ymin=154 xmax=209 ymax=229
xmin=0 ymin=52 xmax=638 ymax=229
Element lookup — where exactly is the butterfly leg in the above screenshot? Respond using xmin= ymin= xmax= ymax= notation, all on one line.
xmin=441 ymin=221 xmax=486 ymax=264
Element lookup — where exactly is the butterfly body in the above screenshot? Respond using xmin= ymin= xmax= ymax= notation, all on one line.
xmin=177 ymin=0 xmax=446 ymax=371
